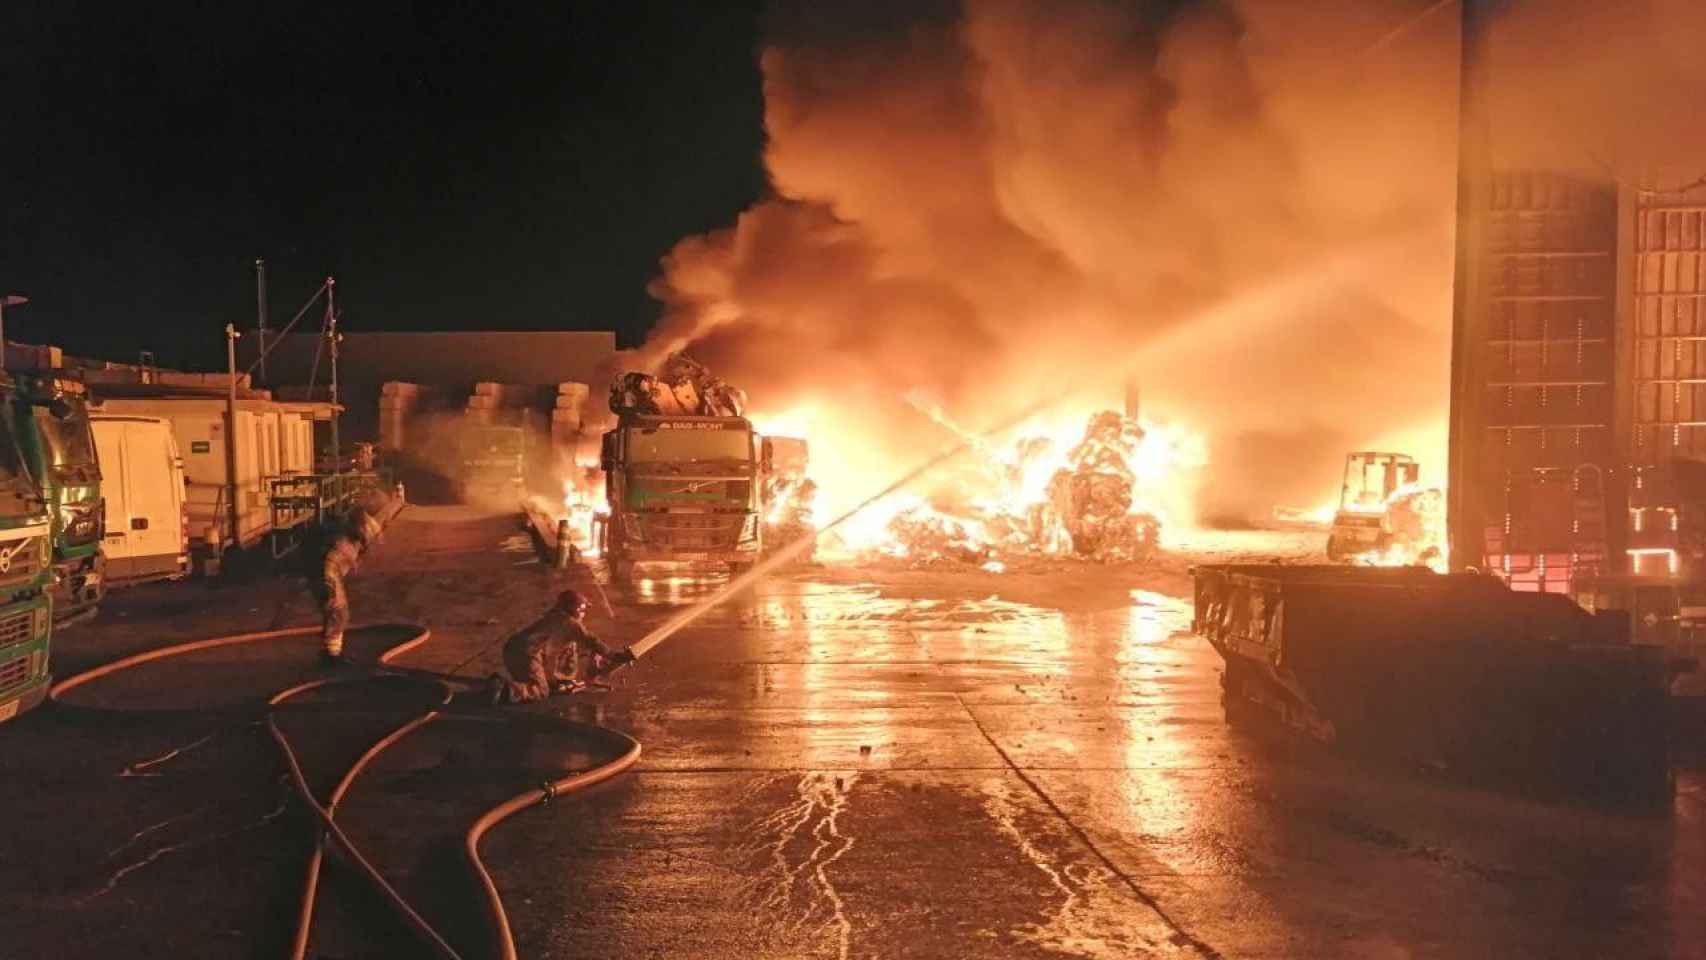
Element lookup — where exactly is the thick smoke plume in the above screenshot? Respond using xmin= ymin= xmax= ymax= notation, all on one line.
xmin=1480 ymin=0 xmax=1706 ymax=185
xmin=639 ymin=0 xmax=1704 ymax=525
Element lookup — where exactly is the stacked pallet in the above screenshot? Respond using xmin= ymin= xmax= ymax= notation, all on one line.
xmin=379 ymin=381 xmax=423 ymax=450
xmin=464 ymin=382 xmax=498 ymax=425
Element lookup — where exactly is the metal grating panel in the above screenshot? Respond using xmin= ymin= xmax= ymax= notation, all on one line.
xmin=0 ymin=655 xmax=27 ymax=690
xmin=0 ymin=610 xmax=33 ymax=648
xmin=641 ymin=513 xmax=745 ymax=550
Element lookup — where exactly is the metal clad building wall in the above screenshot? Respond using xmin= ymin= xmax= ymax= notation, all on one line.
xmin=1633 ymin=191 xmax=1706 ymax=458
xmin=1479 ymin=172 xmax=1618 ymax=592
xmin=1627 ymin=186 xmax=1706 ymax=574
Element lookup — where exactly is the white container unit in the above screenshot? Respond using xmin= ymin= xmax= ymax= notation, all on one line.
xmin=274 ymin=405 xmax=318 ymax=475
xmin=91 ymin=397 xmax=277 ymax=554
xmin=90 ymin=415 xmax=189 ymax=584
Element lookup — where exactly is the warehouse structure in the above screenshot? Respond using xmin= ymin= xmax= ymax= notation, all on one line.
xmin=1449 ymin=3 xmax=1706 ymax=600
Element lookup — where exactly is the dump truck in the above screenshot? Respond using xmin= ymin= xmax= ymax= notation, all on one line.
xmin=0 ymin=371 xmax=60 ymax=724
xmin=19 ymin=373 xmax=104 ymax=621
xmin=1194 ymin=563 xmax=1672 ymax=798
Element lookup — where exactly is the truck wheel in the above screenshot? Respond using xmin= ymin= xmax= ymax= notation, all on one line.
xmin=1325 ymin=537 xmax=1341 ymax=561
xmin=608 ymin=556 xmax=634 ymax=583
xmin=728 ymin=561 xmax=755 ymax=578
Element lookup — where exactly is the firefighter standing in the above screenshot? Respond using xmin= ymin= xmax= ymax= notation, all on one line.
xmin=312 ymin=510 xmax=382 ymax=662
xmin=487 ymin=589 xmax=634 ymax=704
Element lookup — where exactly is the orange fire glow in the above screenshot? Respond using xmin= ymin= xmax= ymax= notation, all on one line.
xmin=558 ymin=483 xmax=607 ymax=558
xmin=752 ymin=402 xmax=1206 ymax=566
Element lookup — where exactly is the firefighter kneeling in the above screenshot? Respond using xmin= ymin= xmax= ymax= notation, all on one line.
xmin=487 ymin=589 xmax=635 ymax=704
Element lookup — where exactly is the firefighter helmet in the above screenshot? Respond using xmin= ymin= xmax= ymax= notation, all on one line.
xmin=556 ymin=589 xmax=591 ymax=618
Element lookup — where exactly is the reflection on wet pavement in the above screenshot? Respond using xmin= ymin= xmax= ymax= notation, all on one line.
xmin=487 ymin=566 xmax=1706 ymax=959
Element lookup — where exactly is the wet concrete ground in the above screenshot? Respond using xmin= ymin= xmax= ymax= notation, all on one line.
xmin=3 ymin=505 xmax=1705 ymax=958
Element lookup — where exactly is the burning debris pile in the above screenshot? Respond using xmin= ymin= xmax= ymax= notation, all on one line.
xmin=610 ymin=354 xmax=747 ymax=417
xmin=761 ymin=435 xmax=817 ymax=561
xmin=847 ymin=410 xmax=1172 ymax=569
xmin=1041 ymin=412 xmax=1162 ymax=562
xmin=1365 ymin=484 xmax=1445 ymax=570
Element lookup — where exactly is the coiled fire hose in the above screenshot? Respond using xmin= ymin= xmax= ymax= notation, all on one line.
xmin=49 ymin=625 xmax=640 ymax=960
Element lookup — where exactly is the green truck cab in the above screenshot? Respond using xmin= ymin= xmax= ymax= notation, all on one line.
xmin=18 ymin=374 xmax=103 ymax=621
xmin=598 ymin=415 xmax=763 ymax=580
xmin=0 ymin=371 xmax=59 ymax=724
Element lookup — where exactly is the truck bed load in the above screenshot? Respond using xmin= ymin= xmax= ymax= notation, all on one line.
xmin=1193 ymin=564 xmax=1670 ymax=798
xmin=609 ymin=354 xmax=746 ymax=418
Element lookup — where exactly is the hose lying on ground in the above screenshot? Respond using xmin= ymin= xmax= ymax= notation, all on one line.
xmin=49 ymin=625 xmax=639 ymax=960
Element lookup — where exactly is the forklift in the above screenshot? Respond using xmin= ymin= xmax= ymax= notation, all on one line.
xmin=1325 ymin=451 xmax=1419 ymax=561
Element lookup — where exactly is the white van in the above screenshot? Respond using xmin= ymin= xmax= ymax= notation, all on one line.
xmin=91 ymin=415 xmax=188 ymax=584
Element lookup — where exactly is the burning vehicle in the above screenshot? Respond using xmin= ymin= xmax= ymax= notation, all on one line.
xmin=1325 ymin=451 xmax=1445 ymax=570
xmin=597 ymin=355 xmax=811 ymax=580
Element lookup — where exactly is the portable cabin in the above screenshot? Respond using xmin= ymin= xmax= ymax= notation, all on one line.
xmin=88 ymin=390 xmax=339 ymax=573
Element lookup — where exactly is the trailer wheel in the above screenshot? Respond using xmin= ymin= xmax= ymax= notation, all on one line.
xmin=1325 ymin=536 xmax=1342 ymax=561
xmin=728 ymin=561 xmax=755 ymax=578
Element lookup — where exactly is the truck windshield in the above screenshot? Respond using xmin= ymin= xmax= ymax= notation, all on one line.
xmin=34 ymin=408 xmax=98 ymax=478
xmin=0 ymin=408 xmax=27 ymax=492
xmin=626 ymin=426 xmax=751 ymax=464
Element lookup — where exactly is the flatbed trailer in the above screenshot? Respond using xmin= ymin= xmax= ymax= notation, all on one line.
xmin=1193 ymin=563 xmax=1672 ymax=798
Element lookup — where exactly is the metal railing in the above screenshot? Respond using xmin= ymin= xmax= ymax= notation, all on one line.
xmin=268 ymin=471 xmax=390 ymax=560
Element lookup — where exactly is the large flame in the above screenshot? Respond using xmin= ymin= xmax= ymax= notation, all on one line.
xmin=752 ymin=402 xmax=1206 ymax=567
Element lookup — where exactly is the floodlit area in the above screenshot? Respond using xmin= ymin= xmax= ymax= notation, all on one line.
xmin=8 ymin=505 xmax=1706 ymax=959
xmin=10 ymin=0 xmax=1706 ymax=956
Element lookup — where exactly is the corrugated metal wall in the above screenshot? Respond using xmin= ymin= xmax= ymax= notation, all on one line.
xmin=1476 ymin=172 xmax=1617 ymax=591
xmin=1632 ymin=192 xmax=1706 ymax=455
xmin=1627 ymin=185 xmax=1706 ymax=573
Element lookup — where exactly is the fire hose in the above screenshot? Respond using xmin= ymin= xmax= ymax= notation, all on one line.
xmin=43 ymin=388 xmax=1094 ymax=954
xmin=49 ymin=626 xmax=640 ymax=960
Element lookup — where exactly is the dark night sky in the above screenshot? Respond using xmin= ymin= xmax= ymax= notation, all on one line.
xmin=0 ymin=1 xmax=768 ymax=370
